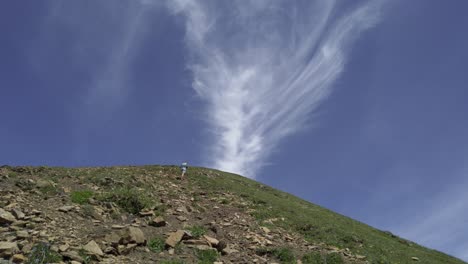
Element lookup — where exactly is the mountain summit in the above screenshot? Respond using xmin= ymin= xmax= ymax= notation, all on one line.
xmin=0 ymin=165 xmax=464 ymax=263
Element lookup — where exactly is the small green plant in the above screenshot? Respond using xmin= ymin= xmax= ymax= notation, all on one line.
xmin=26 ymin=242 xmax=62 ymax=264
xmin=99 ymin=187 xmax=152 ymax=214
xmin=195 ymin=249 xmax=218 ymax=263
xmin=324 ymin=252 xmax=344 ymax=264
xmin=78 ymin=249 xmax=93 ymax=264
xmin=256 ymin=247 xmax=295 ymax=263
xmin=71 ymin=190 xmax=94 ymax=204
xmin=81 ymin=204 xmax=95 ymax=218
xmin=187 ymin=225 xmax=207 ymax=238
xmin=148 ymin=237 xmax=165 ymax=253
xmin=78 ymin=248 xmax=92 ymax=264
xmin=39 ymin=185 xmax=58 ymax=196
xmin=302 ymin=252 xmax=323 ymax=264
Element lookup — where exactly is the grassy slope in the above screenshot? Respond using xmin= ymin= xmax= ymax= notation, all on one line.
xmin=12 ymin=165 xmax=465 ymax=264
xmin=185 ymin=167 xmax=463 ymax=264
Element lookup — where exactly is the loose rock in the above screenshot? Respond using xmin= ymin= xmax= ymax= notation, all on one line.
xmin=0 ymin=208 xmax=16 ymax=224
xmin=0 ymin=242 xmax=19 ymax=258
xmin=83 ymin=240 xmax=104 ymax=256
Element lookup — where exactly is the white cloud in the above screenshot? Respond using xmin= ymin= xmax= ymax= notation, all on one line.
xmin=169 ymin=0 xmax=383 ymax=177
xmin=394 ymin=171 xmax=468 ymax=261
xmin=38 ymin=1 xmax=158 ymax=115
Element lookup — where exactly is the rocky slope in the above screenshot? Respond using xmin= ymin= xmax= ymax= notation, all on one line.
xmin=0 ymin=165 xmax=465 ymax=264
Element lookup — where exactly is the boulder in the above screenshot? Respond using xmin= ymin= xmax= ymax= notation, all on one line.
xmin=221 ymin=246 xmax=238 ymax=255
xmin=0 ymin=242 xmax=19 ymax=258
xmin=149 ymin=216 xmax=166 ymax=227
xmin=139 ymin=210 xmax=154 ymax=217
xmin=61 ymin=251 xmax=84 ymax=262
xmin=11 ymin=254 xmax=27 ymax=263
xmin=104 ymin=232 xmax=122 ymax=246
xmin=176 ymin=216 xmax=188 ymax=222
xmin=83 ymin=240 xmax=104 ymax=256
xmin=0 ymin=208 xmax=16 ymax=224
xmin=58 ymin=206 xmax=75 ymax=213
xmin=16 ymin=230 xmax=29 ymax=239
xmin=122 ymin=227 xmax=146 ymax=245
xmin=203 ymin=235 xmax=219 ymax=246
xmin=11 ymin=209 xmax=25 ymax=220
xmin=165 ymin=230 xmax=188 ymax=248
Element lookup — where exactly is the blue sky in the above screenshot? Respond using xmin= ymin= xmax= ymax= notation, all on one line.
xmin=1 ymin=0 xmax=468 ymax=260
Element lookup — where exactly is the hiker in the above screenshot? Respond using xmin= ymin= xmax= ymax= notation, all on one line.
xmin=180 ymin=162 xmax=188 ymax=178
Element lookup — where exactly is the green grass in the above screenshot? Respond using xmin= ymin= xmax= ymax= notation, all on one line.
xmin=38 ymin=185 xmax=58 ymax=196
xmin=148 ymin=237 xmax=166 ymax=253
xmin=256 ymin=247 xmax=296 ymax=263
xmin=78 ymin=248 xmax=93 ymax=264
xmin=71 ymin=190 xmax=94 ymax=204
xmin=186 ymin=167 xmax=466 ymax=264
xmin=26 ymin=242 xmax=62 ymax=264
xmin=187 ymin=225 xmax=207 ymax=238
xmin=195 ymin=249 xmax=218 ymax=263
xmin=98 ymin=187 xmax=153 ymax=214
xmin=6 ymin=165 xmax=466 ymax=264
xmin=324 ymin=252 xmax=344 ymax=264
xmin=302 ymin=252 xmax=323 ymax=264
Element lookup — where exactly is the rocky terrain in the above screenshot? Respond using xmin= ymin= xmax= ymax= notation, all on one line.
xmin=0 ymin=165 xmax=465 ymax=264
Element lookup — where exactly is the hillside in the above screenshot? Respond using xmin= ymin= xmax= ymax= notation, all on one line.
xmin=0 ymin=165 xmax=464 ymax=264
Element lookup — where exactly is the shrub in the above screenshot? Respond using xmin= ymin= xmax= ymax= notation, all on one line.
xmin=195 ymin=249 xmax=218 ymax=263
xmin=302 ymin=252 xmax=323 ymax=264
xmin=26 ymin=242 xmax=62 ymax=264
xmin=38 ymin=185 xmax=58 ymax=196
xmin=71 ymin=190 xmax=94 ymax=204
xmin=187 ymin=225 xmax=207 ymax=238
xmin=256 ymin=247 xmax=295 ymax=263
xmin=99 ymin=187 xmax=152 ymax=214
xmin=325 ymin=252 xmax=344 ymax=264
xmin=81 ymin=204 xmax=95 ymax=218
xmin=148 ymin=237 xmax=165 ymax=253
xmin=273 ymin=247 xmax=295 ymax=263
xmin=78 ymin=248 xmax=93 ymax=264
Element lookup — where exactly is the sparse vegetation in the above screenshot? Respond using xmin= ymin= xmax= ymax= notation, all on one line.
xmin=148 ymin=237 xmax=166 ymax=253
xmin=26 ymin=242 xmax=62 ymax=264
xmin=324 ymin=252 xmax=344 ymax=264
xmin=99 ymin=187 xmax=152 ymax=214
xmin=81 ymin=204 xmax=95 ymax=218
xmin=187 ymin=225 xmax=207 ymax=238
xmin=71 ymin=190 xmax=93 ymax=204
xmin=195 ymin=249 xmax=218 ymax=263
xmin=78 ymin=248 xmax=92 ymax=264
xmin=38 ymin=185 xmax=58 ymax=196
xmin=302 ymin=252 xmax=323 ymax=264
xmin=1 ymin=165 xmax=465 ymax=264
xmin=256 ymin=247 xmax=296 ymax=263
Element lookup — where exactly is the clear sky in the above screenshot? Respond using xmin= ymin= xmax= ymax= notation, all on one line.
xmin=1 ymin=0 xmax=467 ymax=260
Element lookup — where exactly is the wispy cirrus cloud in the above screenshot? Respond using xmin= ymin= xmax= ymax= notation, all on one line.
xmin=37 ymin=1 xmax=159 ymax=116
xmin=168 ymin=0 xmax=383 ymax=177
xmin=393 ymin=168 xmax=468 ymax=261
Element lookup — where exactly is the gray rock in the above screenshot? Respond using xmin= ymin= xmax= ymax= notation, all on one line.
xmin=83 ymin=240 xmax=104 ymax=256
xmin=0 ymin=241 xmax=19 ymax=258
xmin=11 ymin=209 xmax=25 ymax=220
xmin=58 ymin=205 xmax=75 ymax=213
xmin=165 ymin=230 xmax=188 ymax=248
xmin=122 ymin=227 xmax=146 ymax=245
xmin=61 ymin=251 xmax=84 ymax=262
xmin=149 ymin=216 xmax=166 ymax=227
xmin=0 ymin=208 xmax=16 ymax=224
